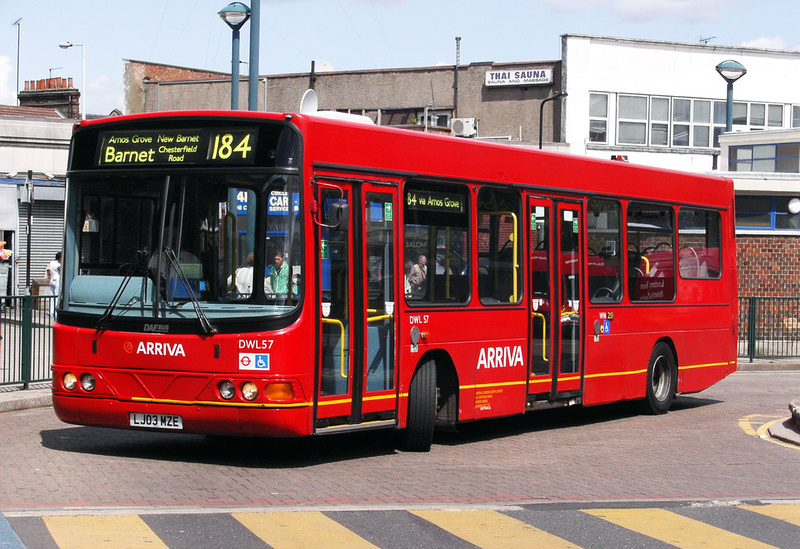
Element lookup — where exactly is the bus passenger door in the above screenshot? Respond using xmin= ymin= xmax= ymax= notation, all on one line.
xmin=555 ymin=203 xmax=583 ymax=394
xmin=315 ymin=181 xmax=397 ymax=430
xmin=360 ymin=187 xmax=397 ymax=419
xmin=316 ymin=183 xmax=356 ymax=426
xmin=527 ymin=198 xmax=583 ymax=401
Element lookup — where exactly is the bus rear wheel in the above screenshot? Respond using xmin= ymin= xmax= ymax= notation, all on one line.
xmin=400 ymin=359 xmax=437 ymax=452
xmin=642 ymin=342 xmax=676 ymax=415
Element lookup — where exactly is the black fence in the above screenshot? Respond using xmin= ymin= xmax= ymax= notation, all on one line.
xmin=739 ymin=297 xmax=800 ymax=361
xmin=1 ymin=295 xmax=55 ymax=389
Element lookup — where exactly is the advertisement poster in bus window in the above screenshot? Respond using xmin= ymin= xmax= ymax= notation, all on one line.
xmin=268 ymin=191 xmax=300 ymax=215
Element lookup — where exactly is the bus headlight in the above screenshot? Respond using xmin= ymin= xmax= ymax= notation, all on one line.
xmin=265 ymin=382 xmax=294 ymax=401
xmin=80 ymin=373 xmax=96 ymax=391
xmin=63 ymin=373 xmax=78 ymax=391
xmin=218 ymin=380 xmax=236 ymax=400
xmin=241 ymin=382 xmax=258 ymax=401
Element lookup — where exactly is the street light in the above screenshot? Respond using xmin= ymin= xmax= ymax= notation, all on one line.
xmin=538 ymin=90 xmax=568 ymax=149
xmin=218 ymin=2 xmax=251 ymax=110
xmin=59 ymin=42 xmax=86 ymax=119
xmin=715 ymin=60 xmax=746 ymax=133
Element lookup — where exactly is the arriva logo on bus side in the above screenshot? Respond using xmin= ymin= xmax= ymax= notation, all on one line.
xmin=477 ymin=345 xmax=524 ymax=369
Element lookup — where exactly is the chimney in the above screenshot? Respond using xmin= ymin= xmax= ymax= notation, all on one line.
xmin=18 ymin=77 xmax=81 ymax=119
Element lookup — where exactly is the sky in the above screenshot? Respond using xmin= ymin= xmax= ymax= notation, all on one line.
xmin=0 ymin=0 xmax=798 ymax=115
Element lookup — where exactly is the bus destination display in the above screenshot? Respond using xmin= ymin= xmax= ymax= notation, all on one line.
xmin=96 ymin=128 xmax=258 ymax=166
xmin=406 ymin=189 xmax=464 ymax=213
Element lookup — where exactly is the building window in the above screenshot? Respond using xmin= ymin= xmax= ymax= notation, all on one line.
xmin=750 ymin=103 xmax=766 ymax=127
xmin=793 ymin=106 xmax=800 ymax=128
xmin=736 ymin=196 xmax=800 ymax=230
xmin=732 ymin=102 xmax=748 ymax=126
xmin=650 ymin=97 xmax=669 ymax=146
xmin=769 ymin=105 xmax=783 ymax=127
xmin=618 ymin=95 xmax=648 ymax=145
xmin=671 ymin=98 xmax=690 ymax=147
xmin=589 ymin=93 xmax=608 ymax=143
xmin=729 ymin=143 xmax=800 ymax=173
xmin=692 ymin=100 xmax=711 ymax=148
xmin=594 ymin=93 xmax=790 ymax=149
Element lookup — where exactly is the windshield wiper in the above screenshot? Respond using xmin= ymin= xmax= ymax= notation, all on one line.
xmin=163 ymin=248 xmax=217 ymax=336
xmin=95 ymin=250 xmax=149 ymax=333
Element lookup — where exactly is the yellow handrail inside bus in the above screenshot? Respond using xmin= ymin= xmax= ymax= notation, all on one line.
xmin=641 ymin=255 xmax=650 ymax=274
xmin=367 ymin=314 xmax=393 ymax=323
xmin=321 ymin=317 xmax=347 ymax=379
xmin=530 ymin=311 xmax=549 ymax=361
xmin=479 ymin=210 xmax=519 ymax=302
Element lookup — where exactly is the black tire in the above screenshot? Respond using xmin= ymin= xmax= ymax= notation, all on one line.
xmin=642 ymin=342 xmax=676 ymax=415
xmin=400 ymin=359 xmax=437 ymax=452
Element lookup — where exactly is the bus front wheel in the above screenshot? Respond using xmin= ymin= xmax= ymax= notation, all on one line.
xmin=642 ymin=342 xmax=676 ymax=415
xmin=401 ymin=359 xmax=437 ymax=452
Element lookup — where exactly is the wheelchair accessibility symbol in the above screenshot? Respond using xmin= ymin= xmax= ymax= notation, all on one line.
xmin=239 ymin=353 xmax=271 ymax=371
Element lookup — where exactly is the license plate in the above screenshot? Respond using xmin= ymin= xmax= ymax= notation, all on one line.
xmin=129 ymin=412 xmax=183 ymax=430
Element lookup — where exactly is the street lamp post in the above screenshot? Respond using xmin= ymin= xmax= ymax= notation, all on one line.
xmin=538 ymin=90 xmax=568 ymax=149
xmin=715 ymin=60 xmax=747 ymax=133
xmin=218 ymin=2 xmax=251 ymax=110
xmin=58 ymin=42 xmax=86 ymax=119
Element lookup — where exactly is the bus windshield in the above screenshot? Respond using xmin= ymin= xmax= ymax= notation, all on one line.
xmin=64 ymin=172 xmax=302 ymax=321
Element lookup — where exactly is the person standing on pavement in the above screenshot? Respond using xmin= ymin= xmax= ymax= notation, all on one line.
xmin=47 ymin=252 xmax=61 ymax=316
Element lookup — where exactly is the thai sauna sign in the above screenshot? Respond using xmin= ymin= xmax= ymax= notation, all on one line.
xmin=485 ymin=68 xmax=553 ymax=87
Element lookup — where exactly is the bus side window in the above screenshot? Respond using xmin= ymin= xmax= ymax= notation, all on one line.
xmin=627 ymin=203 xmax=675 ymax=302
xmin=478 ymin=187 xmax=521 ymax=305
xmin=588 ymin=199 xmax=622 ymax=303
xmin=403 ymin=181 xmax=470 ymax=305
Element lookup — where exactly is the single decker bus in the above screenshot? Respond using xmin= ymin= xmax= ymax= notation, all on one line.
xmin=52 ymin=103 xmax=738 ymax=451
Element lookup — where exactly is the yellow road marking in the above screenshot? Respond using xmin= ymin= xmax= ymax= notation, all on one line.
xmin=738 ymin=412 xmax=799 ymax=450
xmin=585 ymin=508 xmax=777 ymax=549
xmin=410 ymin=509 xmax=580 ymax=549
xmin=232 ymin=511 xmax=378 ymax=549
xmin=743 ymin=503 xmax=800 ymax=527
xmin=43 ymin=515 xmax=168 ymax=549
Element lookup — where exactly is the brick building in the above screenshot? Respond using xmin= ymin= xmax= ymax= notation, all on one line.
xmin=719 ymin=129 xmax=800 ymax=297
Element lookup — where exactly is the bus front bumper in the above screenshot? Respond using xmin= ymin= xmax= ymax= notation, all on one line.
xmin=53 ymin=393 xmax=312 ymax=438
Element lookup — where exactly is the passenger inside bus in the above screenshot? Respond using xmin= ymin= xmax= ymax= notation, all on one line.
xmin=230 ymin=252 xmax=254 ymax=296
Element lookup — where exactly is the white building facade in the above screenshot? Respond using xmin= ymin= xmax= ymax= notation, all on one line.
xmin=561 ymin=34 xmax=800 ymax=172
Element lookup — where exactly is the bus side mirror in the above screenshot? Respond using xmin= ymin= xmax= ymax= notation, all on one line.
xmin=330 ymin=202 xmax=349 ymax=231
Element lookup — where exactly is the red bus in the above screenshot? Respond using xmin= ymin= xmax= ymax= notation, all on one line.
xmin=52 ymin=108 xmax=737 ymax=451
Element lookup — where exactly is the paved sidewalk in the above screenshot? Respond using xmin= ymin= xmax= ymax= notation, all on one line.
xmin=0 ymin=383 xmax=51 ymax=413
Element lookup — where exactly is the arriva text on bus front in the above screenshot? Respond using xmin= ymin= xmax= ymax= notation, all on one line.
xmin=485 ymin=68 xmax=553 ymax=87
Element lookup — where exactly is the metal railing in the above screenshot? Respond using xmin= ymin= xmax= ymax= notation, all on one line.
xmin=1 ymin=295 xmax=55 ymax=389
xmin=739 ymin=297 xmax=800 ymax=361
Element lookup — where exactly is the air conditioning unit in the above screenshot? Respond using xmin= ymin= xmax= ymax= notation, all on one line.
xmin=451 ymin=118 xmax=477 ymax=138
